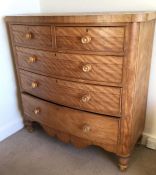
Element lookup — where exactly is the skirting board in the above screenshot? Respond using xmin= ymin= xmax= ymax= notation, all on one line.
xmin=0 ymin=119 xmax=24 ymax=142
xmin=141 ymin=133 xmax=156 ymax=150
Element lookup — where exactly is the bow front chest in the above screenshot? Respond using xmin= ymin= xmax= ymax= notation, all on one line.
xmin=5 ymin=12 xmax=156 ymax=171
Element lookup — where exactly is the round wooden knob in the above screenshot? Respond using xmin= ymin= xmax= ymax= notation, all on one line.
xmin=81 ymin=94 xmax=91 ymax=103
xmin=34 ymin=108 xmax=40 ymax=115
xmin=31 ymin=82 xmax=38 ymax=88
xmin=82 ymin=124 xmax=91 ymax=133
xmin=81 ymin=35 xmax=91 ymax=44
xmin=82 ymin=64 xmax=92 ymax=72
xmin=25 ymin=32 xmax=32 ymax=40
xmin=27 ymin=56 xmax=36 ymax=64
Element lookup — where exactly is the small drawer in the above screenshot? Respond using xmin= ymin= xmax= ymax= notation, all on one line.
xmin=11 ymin=25 xmax=52 ymax=49
xmin=19 ymin=70 xmax=122 ymax=116
xmin=22 ymin=94 xmax=119 ymax=149
xmin=56 ymin=26 xmax=125 ymax=53
xmin=16 ymin=47 xmax=123 ymax=84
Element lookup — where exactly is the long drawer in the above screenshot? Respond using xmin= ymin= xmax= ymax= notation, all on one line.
xmin=56 ymin=26 xmax=125 ymax=53
xmin=22 ymin=94 xmax=119 ymax=149
xmin=19 ymin=70 xmax=122 ymax=116
xmin=16 ymin=47 xmax=123 ymax=84
xmin=11 ymin=25 xmax=52 ymax=49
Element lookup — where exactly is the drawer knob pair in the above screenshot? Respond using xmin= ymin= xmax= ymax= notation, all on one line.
xmin=81 ymin=35 xmax=91 ymax=44
xmin=81 ymin=94 xmax=91 ymax=103
xmin=25 ymin=32 xmax=32 ymax=40
xmin=82 ymin=64 xmax=92 ymax=72
xmin=31 ymin=82 xmax=38 ymax=88
xmin=27 ymin=56 xmax=37 ymax=64
xmin=82 ymin=124 xmax=91 ymax=133
xmin=34 ymin=108 xmax=40 ymax=115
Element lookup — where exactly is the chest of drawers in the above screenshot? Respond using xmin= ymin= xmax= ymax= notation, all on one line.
xmin=5 ymin=12 xmax=156 ymax=171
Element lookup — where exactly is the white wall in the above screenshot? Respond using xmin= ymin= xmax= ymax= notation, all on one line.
xmin=39 ymin=0 xmax=156 ymax=140
xmin=40 ymin=0 xmax=156 ymax=12
xmin=0 ymin=0 xmax=40 ymax=141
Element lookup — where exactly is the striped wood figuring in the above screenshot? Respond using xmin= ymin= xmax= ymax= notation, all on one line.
xmin=22 ymin=94 xmax=119 ymax=152
xmin=56 ymin=27 xmax=125 ymax=53
xmin=16 ymin=47 xmax=123 ymax=84
xmin=12 ymin=25 xmax=52 ymax=49
xmin=19 ymin=70 xmax=122 ymax=116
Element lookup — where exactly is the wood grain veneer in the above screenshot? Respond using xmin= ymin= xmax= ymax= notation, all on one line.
xmin=5 ymin=12 xmax=156 ymax=171
xmin=22 ymin=93 xmax=119 ymax=152
xmin=5 ymin=12 xmax=156 ymax=23
xmin=12 ymin=25 xmax=52 ymax=49
xmin=16 ymin=47 xmax=123 ymax=84
xmin=56 ymin=26 xmax=124 ymax=53
xmin=19 ymin=70 xmax=122 ymax=116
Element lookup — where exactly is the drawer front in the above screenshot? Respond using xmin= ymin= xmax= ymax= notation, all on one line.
xmin=16 ymin=47 xmax=123 ymax=84
xmin=11 ymin=25 xmax=52 ymax=49
xmin=56 ymin=27 xmax=125 ymax=53
xmin=22 ymin=94 xmax=119 ymax=147
xmin=20 ymin=70 xmax=122 ymax=116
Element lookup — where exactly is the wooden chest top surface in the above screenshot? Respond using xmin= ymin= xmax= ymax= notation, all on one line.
xmin=5 ymin=11 xmax=156 ymax=23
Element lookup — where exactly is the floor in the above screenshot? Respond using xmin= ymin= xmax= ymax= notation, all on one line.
xmin=0 ymin=127 xmax=156 ymax=175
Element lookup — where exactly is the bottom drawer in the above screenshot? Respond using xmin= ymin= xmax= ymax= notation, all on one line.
xmin=22 ymin=94 xmax=119 ymax=151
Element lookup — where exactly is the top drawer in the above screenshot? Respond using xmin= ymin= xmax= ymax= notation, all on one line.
xmin=56 ymin=27 xmax=125 ymax=53
xmin=11 ymin=25 xmax=52 ymax=49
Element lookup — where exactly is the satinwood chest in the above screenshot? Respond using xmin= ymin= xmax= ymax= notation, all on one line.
xmin=5 ymin=12 xmax=156 ymax=171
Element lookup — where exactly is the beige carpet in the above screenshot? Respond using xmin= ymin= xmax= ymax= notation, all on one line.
xmin=0 ymin=126 xmax=156 ymax=175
